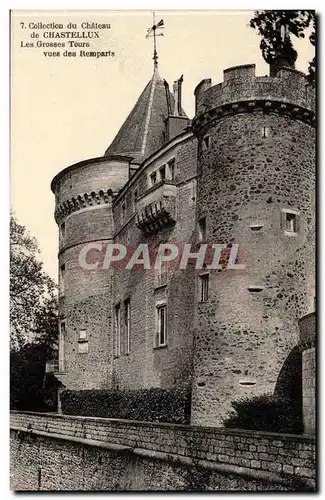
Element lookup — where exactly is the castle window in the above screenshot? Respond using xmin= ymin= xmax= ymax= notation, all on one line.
xmin=150 ymin=172 xmax=157 ymax=186
xmin=78 ymin=329 xmax=88 ymax=354
xmin=286 ymin=213 xmax=296 ymax=232
xmin=281 ymin=208 xmax=300 ymax=236
xmin=60 ymin=222 xmax=65 ymax=243
xmin=59 ymin=320 xmax=66 ymax=372
xmin=198 ymin=216 xmax=207 ymax=242
xmin=156 ymin=304 xmax=167 ymax=347
xmin=114 ymin=303 xmax=121 ymax=357
xmin=203 ymin=136 xmax=210 ymax=149
xmin=156 ymin=261 xmax=168 ymax=288
xmin=168 ymin=159 xmax=175 ymax=181
xmin=262 ymin=126 xmax=269 ymax=138
xmin=159 ymin=165 xmax=166 ymax=182
xmin=59 ymin=263 xmax=65 ymax=296
xmin=124 ymin=298 xmax=131 ymax=354
xmin=199 ymin=274 xmax=209 ymax=302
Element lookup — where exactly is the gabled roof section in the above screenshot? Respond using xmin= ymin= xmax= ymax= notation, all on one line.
xmin=104 ymin=68 xmax=187 ymax=163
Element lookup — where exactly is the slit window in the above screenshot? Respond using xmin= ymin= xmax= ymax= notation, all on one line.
xmin=60 ymin=222 xmax=65 ymax=243
xmin=200 ymin=274 xmax=209 ymax=302
xmin=203 ymin=136 xmax=210 ymax=149
xmin=114 ymin=303 xmax=121 ymax=357
xmin=262 ymin=126 xmax=269 ymax=138
xmin=59 ymin=264 xmax=65 ymax=295
xmin=124 ymin=298 xmax=131 ymax=354
xmin=156 ymin=304 xmax=167 ymax=347
xmin=198 ymin=216 xmax=207 ymax=242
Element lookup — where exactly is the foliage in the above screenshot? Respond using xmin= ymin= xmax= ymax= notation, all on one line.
xmin=10 ymin=211 xmax=57 ymax=349
xmin=10 ymin=343 xmax=59 ymax=412
xmin=10 ymin=212 xmax=59 ymax=411
xmin=250 ymin=10 xmax=315 ymax=84
xmin=223 ymin=393 xmax=303 ymax=434
xmin=61 ymin=386 xmax=191 ymax=424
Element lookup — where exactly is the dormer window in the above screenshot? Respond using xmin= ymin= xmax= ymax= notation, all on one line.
xmin=168 ymin=159 xmax=175 ymax=181
xmin=150 ymin=172 xmax=157 ymax=186
xmin=159 ymin=165 xmax=166 ymax=182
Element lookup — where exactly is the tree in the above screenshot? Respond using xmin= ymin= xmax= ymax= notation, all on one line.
xmin=10 ymin=212 xmax=59 ymax=411
xmin=250 ymin=10 xmax=316 ymax=84
xmin=10 ymin=212 xmax=57 ymax=349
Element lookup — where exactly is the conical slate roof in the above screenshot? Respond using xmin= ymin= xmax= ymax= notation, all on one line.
xmin=104 ymin=68 xmax=187 ymax=162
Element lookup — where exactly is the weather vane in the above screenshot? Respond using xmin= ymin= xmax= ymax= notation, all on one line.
xmin=146 ymin=12 xmax=164 ymax=68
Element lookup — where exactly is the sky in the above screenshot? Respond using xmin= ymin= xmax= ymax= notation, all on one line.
xmin=10 ymin=10 xmax=314 ymax=281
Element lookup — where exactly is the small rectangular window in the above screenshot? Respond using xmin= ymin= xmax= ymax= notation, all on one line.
xmin=156 ymin=305 xmax=167 ymax=347
xmin=114 ymin=303 xmax=121 ymax=357
xmin=150 ymin=172 xmax=157 ymax=186
xmin=285 ymin=213 xmax=296 ymax=232
xmin=198 ymin=216 xmax=207 ymax=242
xmin=168 ymin=159 xmax=175 ymax=181
xmin=200 ymin=274 xmax=209 ymax=302
xmin=124 ymin=298 xmax=131 ymax=354
xmin=281 ymin=208 xmax=300 ymax=235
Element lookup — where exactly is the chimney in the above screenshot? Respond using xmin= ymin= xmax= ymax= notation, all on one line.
xmin=173 ymin=80 xmax=179 ymax=116
xmin=163 ymin=79 xmax=172 ymax=115
xmin=177 ymin=75 xmax=183 ymax=116
xmin=165 ymin=75 xmax=190 ymax=142
xmin=173 ymin=75 xmax=184 ymax=116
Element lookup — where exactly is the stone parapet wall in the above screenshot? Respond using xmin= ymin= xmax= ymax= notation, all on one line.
xmin=10 ymin=411 xmax=316 ymax=491
xmin=194 ymin=65 xmax=315 ymax=117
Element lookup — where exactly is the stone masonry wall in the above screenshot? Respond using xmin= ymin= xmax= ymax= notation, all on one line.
xmin=10 ymin=412 xmax=316 ymax=491
xmin=110 ymin=134 xmax=197 ymax=390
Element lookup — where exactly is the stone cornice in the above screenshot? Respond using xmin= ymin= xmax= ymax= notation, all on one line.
xmin=55 ymin=189 xmax=115 ymax=224
xmin=193 ymin=99 xmax=315 ymax=136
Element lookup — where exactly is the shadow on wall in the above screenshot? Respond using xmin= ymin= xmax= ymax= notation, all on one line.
xmin=274 ymin=345 xmax=302 ymax=427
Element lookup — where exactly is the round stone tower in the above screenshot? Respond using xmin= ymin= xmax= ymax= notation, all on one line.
xmin=191 ymin=64 xmax=315 ymax=426
xmin=51 ymin=155 xmax=131 ymax=390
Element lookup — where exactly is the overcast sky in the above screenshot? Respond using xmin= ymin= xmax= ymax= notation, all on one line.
xmin=10 ymin=10 xmax=314 ymax=281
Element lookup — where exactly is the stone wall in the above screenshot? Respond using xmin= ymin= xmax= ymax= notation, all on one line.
xmin=10 ymin=412 xmax=316 ymax=491
xmin=110 ymin=133 xmax=198 ymax=390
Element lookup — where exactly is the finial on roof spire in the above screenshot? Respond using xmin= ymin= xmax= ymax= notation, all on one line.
xmin=146 ymin=12 xmax=164 ymax=69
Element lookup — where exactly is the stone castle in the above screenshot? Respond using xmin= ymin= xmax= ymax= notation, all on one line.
xmin=50 ymin=49 xmax=315 ymax=427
